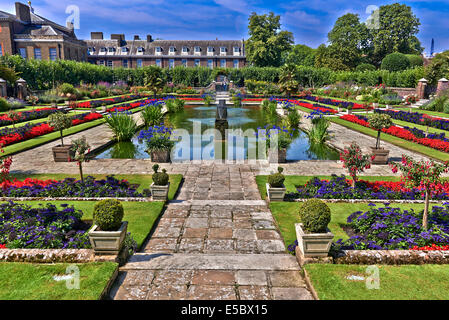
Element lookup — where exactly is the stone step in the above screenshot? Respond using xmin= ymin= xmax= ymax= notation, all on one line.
xmin=121 ymin=253 xmax=300 ymax=271
xmin=167 ymin=200 xmax=267 ymax=206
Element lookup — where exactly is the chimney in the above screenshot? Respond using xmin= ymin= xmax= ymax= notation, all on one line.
xmin=66 ymin=21 xmax=74 ymax=30
xmin=91 ymin=32 xmax=104 ymax=40
xmin=147 ymin=34 xmax=153 ymax=42
xmin=15 ymin=2 xmax=31 ymax=23
xmin=111 ymin=34 xmax=125 ymax=41
xmin=134 ymin=35 xmax=140 ymax=40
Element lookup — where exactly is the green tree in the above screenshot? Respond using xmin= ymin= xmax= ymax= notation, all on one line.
xmin=424 ymin=51 xmax=449 ymax=84
xmin=278 ymin=64 xmax=299 ymax=96
xmin=369 ymin=3 xmax=421 ymax=65
xmin=246 ymin=12 xmax=294 ymax=67
xmin=314 ymin=44 xmax=349 ymax=71
xmin=283 ymin=44 xmax=316 ymax=67
xmin=327 ymin=13 xmax=371 ymax=70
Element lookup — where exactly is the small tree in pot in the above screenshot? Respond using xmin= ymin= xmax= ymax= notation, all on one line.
xmin=48 ymin=112 xmax=73 ymax=162
xmin=150 ymin=164 xmax=170 ymax=201
xmin=266 ymin=167 xmax=286 ymax=201
xmin=70 ymin=136 xmax=90 ymax=183
xmin=295 ymin=199 xmax=334 ymax=257
xmin=340 ymin=142 xmax=372 ymax=187
xmin=368 ymin=113 xmax=393 ymax=165
xmin=88 ymin=199 xmax=128 ymax=255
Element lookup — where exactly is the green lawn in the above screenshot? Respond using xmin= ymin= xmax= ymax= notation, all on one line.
xmin=331 ymin=117 xmax=449 ymax=162
xmin=10 ymin=173 xmax=183 ymax=200
xmin=392 ymin=119 xmax=449 ymax=136
xmin=305 ymin=264 xmax=449 ymax=300
xmin=0 ymin=262 xmax=117 ymax=300
xmin=255 ymin=175 xmax=401 ymax=200
xmin=8 ymin=200 xmax=165 ymax=249
xmin=270 ymin=201 xmax=427 ymax=250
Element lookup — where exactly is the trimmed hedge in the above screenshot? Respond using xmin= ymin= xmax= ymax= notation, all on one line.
xmin=381 ymin=52 xmax=411 ymax=72
xmin=0 ymin=54 xmax=424 ymax=90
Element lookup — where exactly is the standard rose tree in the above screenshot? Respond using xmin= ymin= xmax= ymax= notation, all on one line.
xmin=368 ymin=113 xmax=393 ymax=164
xmin=340 ymin=142 xmax=372 ymax=187
xmin=391 ymin=155 xmax=449 ymax=230
xmin=48 ymin=112 xmax=74 ymax=162
xmin=70 ymin=136 xmax=91 ymax=183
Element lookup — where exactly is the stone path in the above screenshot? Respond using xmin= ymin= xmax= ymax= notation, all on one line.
xmin=109 ymin=164 xmax=313 ymax=300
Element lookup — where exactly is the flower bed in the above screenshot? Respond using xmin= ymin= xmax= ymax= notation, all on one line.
xmin=290 ymin=175 xmax=449 ymax=201
xmin=0 ymin=112 xmax=103 ymax=147
xmin=0 ymin=176 xmax=143 ymax=198
xmin=0 ymin=201 xmax=90 ymax=249
xmin=71 ymin=94 xmax=144 ymax=109
xmin=334 ymin=203 xmax=449 ymax=250
xmin=179 ymin=97 xmax=203 ymax=101
xmin=303 ymin=95 xmax=372 ymax=110
xmin=106 ymin=98 xmax=165 ymax=113
xmin=272 ymin=98 xmax=338 ymax=114
xmin=0 ymin=108 xmax=59 ymax=127
xmin=339 ymin=114 xmax=449 ymax=153
xmin=375 ymin=109 xmax=449 ymax=131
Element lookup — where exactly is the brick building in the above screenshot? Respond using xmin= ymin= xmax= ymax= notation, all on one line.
xmin=0 ymin=2 xmax=246 ymax=69
xmin=0 ymin=2 xmax=87 ymax=61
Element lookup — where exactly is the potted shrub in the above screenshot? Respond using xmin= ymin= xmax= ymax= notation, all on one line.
xmin=150 ymin=164 xmax=170 ymax=201
xmin=48 ymin=112 xmax=73 ymax=162
xmin=368 ymin=113 xmax=393 ymax=165
xmin=266 ymin=167 xmax=286 ymax=201
xmin=138 ymin=125 xmax=175 ymax=163
xmin=346 ymin=104 xmax=353 ymax=114
xmin=295 ymin=199 xmax=334 ymax=257
xmin=88 ymin=199 xmax=128 ymax=255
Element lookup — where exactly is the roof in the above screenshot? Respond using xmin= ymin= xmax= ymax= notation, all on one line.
xmin=85 ymin=39 xmax=245 ymax=58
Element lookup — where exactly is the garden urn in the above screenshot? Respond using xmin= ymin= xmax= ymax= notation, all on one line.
xmin=268 ymin=148 xmax=287 ymax=163
xmin=295 ymin=223 xmax=334 ymax=257
xmin=370 ymin=147 xmax=390 ymax=165
xmin=151 ymin=182 xmax=170 ymax=201
xmin=88 ymin=221 xmax=128 ymax=255
xmin=266 ymin=183 xmax=286 ymax=202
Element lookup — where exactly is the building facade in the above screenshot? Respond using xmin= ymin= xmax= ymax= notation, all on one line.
xmin=0 ymin=2 xmax=246 ymax=69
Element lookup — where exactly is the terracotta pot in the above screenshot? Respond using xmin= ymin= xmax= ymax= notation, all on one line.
xmin=370 ymin=147 xmax=390 ymax=165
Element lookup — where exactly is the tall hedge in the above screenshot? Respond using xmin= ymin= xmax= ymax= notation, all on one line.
xmin=0 ymin=54 xmax=424 ymax=90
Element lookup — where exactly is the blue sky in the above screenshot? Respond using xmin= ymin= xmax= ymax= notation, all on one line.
xmin=1 ymin=0 xmax=447 ymax=54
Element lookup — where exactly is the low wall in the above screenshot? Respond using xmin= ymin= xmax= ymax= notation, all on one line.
xmin=0 ymin=249 xmax=94 ymax=263
xmin=333 ymin=250 xmax=449 ymax=265
xmin=386 ymin=87 xmax=416 ymax=97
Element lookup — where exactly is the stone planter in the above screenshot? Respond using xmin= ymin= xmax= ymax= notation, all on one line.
xmin=346 ymin=109 xmax=352 ymax=115
xmin=295 ymin=223 xmax=334 ymax=257
xmin=150 ymin=149 xmax=171 ymax=163
xmin=266 ymin=183 xmax=286 ymax=202
xmin=370 ymin=147 xmax=390 ymax=165
xmin=52 ymin=145 xmax=74 ymax=162
xmin=268 ymin=148 xmax=287 ymax=163
xmin=151 ymin=182 xmax=170 ymax=201
xmin=88 ymin=221 xmax=128 ymax=255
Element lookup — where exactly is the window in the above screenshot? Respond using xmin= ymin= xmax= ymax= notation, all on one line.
xmin=100 ymin=47 xmax=106 ymax=53
xmin=182 ymin=59 xmax=187 ymax=67
xmin=233 ymin=59 xmax=239 ymax=69
xmin=122 ymin=59 xmax=128 ymax=68
xmin=194 ymin=46 xmax=201 ymax=53
xmin=220 ymin=59 xmax=226 ymax=68
xmin=107 ymin=60 xmax=113 ymax=68
xmin=207 ymin=46 xmax=214 ymax=53
xmin=234 ymin=46 xmax=240 ymax=53
xmin=0 ymin=44 xmax=2 ymax=56
xmin=169 ymin=59 xmax=174 ymax=69
xmin=155 ymin=47 xmax=162 ymax=53
xmin=107 ymin=47 xmax=115 ymax=53
xmin=137 ymin=59 xmax=143 ymax=68
xmin=137 ymin=47 xmax=144 ymax=53
xmin=207 ymin=59 xmax=213 ymax=69
xmin=121 ymin=47 xmax=128 ymax=53
xmin=19 ymin=48 xmax=27 ymax=59
xmin=194 ymin=59 xmax=200 ymax=67
xmin=169 ymin=46 xmax=175 ymax=53
xmin=34 ymin=48 xmax=42 ymax=60
xmin=182 ymin=46 xmax=188 ymax=53
xmin=87 ymin=47 xmax=95 ymax=55
xmin=220 ymin=47 xmax=227 ymax=53
xmin=156 ymin=59 xmax=161 ymax=67
xmin=99 ymin=60 xmax=105 ymax=66
xmin=49 ymin=48 xmax=57 ymax=61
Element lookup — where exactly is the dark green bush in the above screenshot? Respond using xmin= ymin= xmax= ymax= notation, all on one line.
xmin=355 ymin=63 xmax=376 ymax=72
xmin=93 ymin=199 xmax=124 ymax=231
xmin=405 ymin=54 xmax=424 ymax=67
xmin=152 ymin=164 xmax=169 ymax=186
xmin=268 ymin=167 xmax=285 ymax=188
xmin=381 ymin=53 xmax=411 ymax=72
xmin=298 ymin=199 xmax=331 ymax=233
xmin=0 ymin=97 xmax=10 ymax=111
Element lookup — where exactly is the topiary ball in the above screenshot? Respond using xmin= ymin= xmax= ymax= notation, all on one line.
xmin=152 ymin=164 xmax=169 ymax=186
xmin=381 ymin=52 xmax=411 ymax=72
xmin=299 ymin=199 xmax=331 ymax=233
xmin=268 ymin=167 xmax=285 ymax=188
xmin=93 ymin=199 xmax=124 ymax=231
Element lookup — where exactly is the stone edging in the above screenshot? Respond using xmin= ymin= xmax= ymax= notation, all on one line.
xmin=0 ymin=249 xmax=94 ymax=263
xmin=0 ymin=197 xmax=152 ymax=202
xmin=333 ymin=250 xmax=449 ymax=265
xmin=290 ymin=198 xmax=442 ymax=204
xmin=302 ymin=269 xmax=319 ymax=300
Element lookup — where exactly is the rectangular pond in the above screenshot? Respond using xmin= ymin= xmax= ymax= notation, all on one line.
xmin=94 ymin=104 xmax=340 ymax=161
